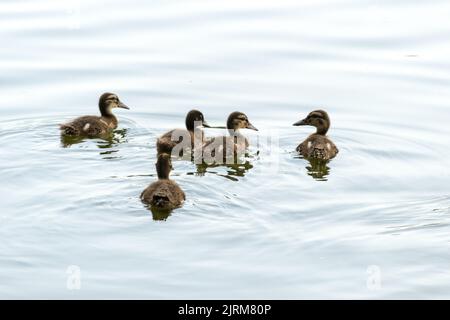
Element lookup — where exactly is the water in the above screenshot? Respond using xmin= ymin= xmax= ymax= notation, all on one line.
xmin=1 ymin=0 xmax=450 ymax=299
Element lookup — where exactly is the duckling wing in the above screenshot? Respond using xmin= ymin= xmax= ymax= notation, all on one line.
xmin=329 ymin=140 xmax=339 ymax=156
xmin=296 ymin=140 xmax=310 ymax=157
xmin=316 ymin=136 xmax=338 ymax=159
xmin=201 ymin=136 xmax=237 ymax=162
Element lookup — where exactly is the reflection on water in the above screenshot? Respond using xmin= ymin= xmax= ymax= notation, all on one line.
xmin=193 ymin=159 xmax=254 ymax=181
xmin=60 ymin=128 xmax=129 ymax=159
xmin=305 ymin=158 xmax=331 ymax=181
xmin=293 ymin=151 xmax=333 ymax=181
xmin=148 ymin=206 xmax=172 ymax=221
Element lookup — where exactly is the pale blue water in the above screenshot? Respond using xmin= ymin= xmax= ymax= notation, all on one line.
xmin=1 ymin=0 xmax=450 ymax=299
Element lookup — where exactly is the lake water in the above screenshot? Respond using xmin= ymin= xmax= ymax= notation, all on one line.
xmin=1 ymin=0 xmax=449 ymax=299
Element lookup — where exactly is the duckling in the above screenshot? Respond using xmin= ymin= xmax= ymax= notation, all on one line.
xmin=201 ymin=111 xmax=258 ymax=162
xmin=59 ymin=92 xmax=129 ymax=137
xmin=141 ymin=153 xmax=185 ymax=209
xmin=156 ymin=109 xmax=210 ymax=155
xmin=293 ymin=110 xmax=338 ymax=160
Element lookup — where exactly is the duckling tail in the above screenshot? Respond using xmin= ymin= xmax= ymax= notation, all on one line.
xmin=153 ymin=195 xmax=170 ymax=207
xmin=59 ymin=124 xmax=78 ymax=136
xmin=312 ymin=147 xmax=326 ymax=159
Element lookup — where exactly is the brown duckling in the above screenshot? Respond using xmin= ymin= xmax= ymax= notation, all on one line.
xmin=156 ymin=109 xmax=211 ymax=155
xmin=201 ymin=111 xmax=258 ymax=162
xmin=141 ymin=153 xmax=185 ymax=209
xmin=293 ymin=110 xmax=338 ymax=160
xmin=60 ymin=92 xmax=129 ymax=137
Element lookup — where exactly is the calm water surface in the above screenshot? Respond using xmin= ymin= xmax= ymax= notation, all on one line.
xmin=1 ymin=0 xmax=450 ymax=298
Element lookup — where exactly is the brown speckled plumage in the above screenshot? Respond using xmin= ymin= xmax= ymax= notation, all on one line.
xmin=141 ymin=153 xmax=185 ymax=209
xmin=293 ymin=110 xmax=338 ymax=160
xmin=156 ymin=110 xmax=210 ymax=155
xmin=59 ymin=92 xmax=129 ymax=137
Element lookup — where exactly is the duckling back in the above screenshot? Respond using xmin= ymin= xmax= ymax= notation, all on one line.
xmin=60 ymin=115 xmax=112 ymax=137
xmin=140 ymin=179 xmax=185 ymax=209
xmin=202 ymin=135 xmax=248 ymax=163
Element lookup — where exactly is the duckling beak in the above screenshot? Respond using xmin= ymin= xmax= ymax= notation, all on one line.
xmin=246 ymin=122 xmax=258 ymax=131
xmin=118 ymin=101 xmax=130 ymax=110
xmin=293 ymin=119 xmax=306 ymax=126
xmin=202 ymin=121 xmax=211 ymax=128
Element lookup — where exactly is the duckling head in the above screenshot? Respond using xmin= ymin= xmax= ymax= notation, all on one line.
xmin=155 ymin=153 xmax=173 ymax=179
xmin=293 ymin=109 xmax=330 ymax=135
xmin=227 ymin=111 xmax=258 ymax=132
xmin=185 ymin=109 xmax=210 ymax=131
xmin=99 ymin=92 xmax=129 ymax=116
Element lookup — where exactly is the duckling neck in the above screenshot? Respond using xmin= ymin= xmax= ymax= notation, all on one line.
xmin=227 ymin=128 xmax=242 ymax=136
xmin=316 ymin=127 xmax=328 ymax=135
xmin=100 ymin=110 xmax=118 ymax=126
xmin=156 ymin=157 xmax=171 ymax=179
xmin=188 ymin=127 xmax=204 ymax=135
xmin=157 ymin=166 xmax=170 ymax=179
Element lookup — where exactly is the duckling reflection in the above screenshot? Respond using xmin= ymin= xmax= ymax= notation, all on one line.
xmin=60 ymin=128 xmax=129 ymax=159
xmin=305 ymin=158 xmax=331 ymax=181
xmin=192 ymin=160 xmax=254 ymax=181
xmin=150 ymin=208 xmax=172 ymax=221
xmin=60 ymin=134 xmax=87 ymax=147
xmin=141 ymin=153 xmax=185 ymax=213
xmin=60 ymin=92 xmax=129 ymax=138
